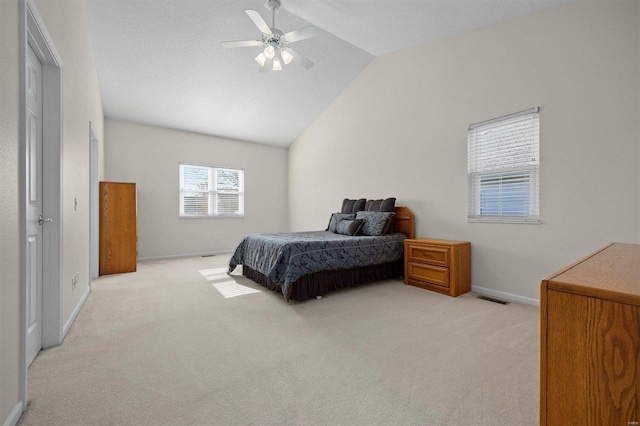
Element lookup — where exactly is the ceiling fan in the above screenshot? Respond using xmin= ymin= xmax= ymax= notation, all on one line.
xmin=222 ymin=0 xmax=317 ymax=72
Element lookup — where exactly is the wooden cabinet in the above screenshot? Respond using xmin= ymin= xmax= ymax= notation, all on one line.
xmin=540 ymin=243 xmax=640 ymax=425
xmin=99 ymin=182 xmax=137 ymax=275
xmin=404 ymin=239 xmax=471 ymax=297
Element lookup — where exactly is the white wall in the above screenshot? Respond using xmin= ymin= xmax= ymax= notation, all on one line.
xmin=0 ymin=0 xmax=104 ymax=423
xmin=1 ymin=1 xmax=23 ymax=423
xmin=105 ymin=120 xmax=288 ymax=259
xmin=289 ymin=0 xmax=640 ymax=303
xmin=34 ymin=0 xmax=105 ymax=329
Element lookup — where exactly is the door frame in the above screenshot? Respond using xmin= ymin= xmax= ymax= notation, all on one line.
xmin=19 ymin=0 xmax=63 ymax=409
xmin=89 ymin=122 xmax=99 ymax=279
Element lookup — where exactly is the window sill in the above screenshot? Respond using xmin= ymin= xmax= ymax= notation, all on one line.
xmin=468 ymin=216 xmax=540 ymax=224
xmin=179 ymin=215 xmax=244 ymax=219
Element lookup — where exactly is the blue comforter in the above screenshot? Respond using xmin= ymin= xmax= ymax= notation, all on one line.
xmin=228 ymin=231 xmax=406 ymax=298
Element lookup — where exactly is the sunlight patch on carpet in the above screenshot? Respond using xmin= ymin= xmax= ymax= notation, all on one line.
xmin=199 ymin=268 xmax=261 ymax=298
xmin=199 ymin=267 xmax=229 ymax=277
xmin=212 ymin=280 xmax=261 ymax=298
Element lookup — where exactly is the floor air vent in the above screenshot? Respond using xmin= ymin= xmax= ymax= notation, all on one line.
xmin=477 ymin=295 xmax=510 ymax=305
xmin=201 ymin=254 xmax=216 ymax=258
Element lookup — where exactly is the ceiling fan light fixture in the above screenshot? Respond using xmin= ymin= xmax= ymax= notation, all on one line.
xmin=223 ymin=0 xmax=316 ymax=71
xmin=281 ymin=50 xmax=293 ymax=65
xmin=255 ymin=53 xmax=267 ymax=67
xmin=264 ymin=44 xmax=276 ymax=59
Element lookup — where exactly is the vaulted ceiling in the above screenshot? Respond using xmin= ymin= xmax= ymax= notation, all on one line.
xmin=85 ymin=0 xmax=572 ymax=147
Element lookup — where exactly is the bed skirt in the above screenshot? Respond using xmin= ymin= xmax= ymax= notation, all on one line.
xmin=242 ymin=261 xmax=403 ymax=301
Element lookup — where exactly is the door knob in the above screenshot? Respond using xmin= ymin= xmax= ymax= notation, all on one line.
xmin=38 ymin=215 xmax=53 ymax=225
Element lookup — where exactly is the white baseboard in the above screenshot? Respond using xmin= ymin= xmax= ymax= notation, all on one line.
xmin=139 ymin=250 xmax=233 ymax=262
xmin=472 ymin=285 xmax=540 ymax=307
xmin=62 ymin=284 xmax=91 ymax=337
xmin=3 ymin=401 xmax=24 ymax=426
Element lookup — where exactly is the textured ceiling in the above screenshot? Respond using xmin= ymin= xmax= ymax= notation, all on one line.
xmin=85 ymin=0 xmax=572 ymax=147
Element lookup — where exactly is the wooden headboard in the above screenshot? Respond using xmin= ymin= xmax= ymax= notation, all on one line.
xmin=393 ymin=206 xmax=415 ymax=239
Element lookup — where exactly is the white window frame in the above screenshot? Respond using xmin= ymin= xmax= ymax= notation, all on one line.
xmin=467 ymin=107 xmax=540 ymax=224
xmin=179 ymin=163 xmax=244 ymax=218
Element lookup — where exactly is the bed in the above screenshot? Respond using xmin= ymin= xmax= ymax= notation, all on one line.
xmin=228 ymin=206 xmax=415 ymax=301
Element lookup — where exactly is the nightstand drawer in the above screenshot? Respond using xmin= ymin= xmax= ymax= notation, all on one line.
xmin=407 ymin=244 xmax=450 ymax=266
xmin=407 ymin=263 xmax=450 ymax=288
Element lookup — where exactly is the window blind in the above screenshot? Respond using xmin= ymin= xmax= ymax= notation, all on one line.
xmin=215 ymin=168 xmax=244 ymax=216
xmin=467 ymin=108 xmax=539 ymax=223
xmin=180 ymin=165 xmax=210 ymax=216
xmin=179 ymin=164 xmax=244 ymax=217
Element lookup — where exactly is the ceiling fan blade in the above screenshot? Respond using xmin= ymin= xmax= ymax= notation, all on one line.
xmin=222 ymin=40 xmax=263 ymax=49
xmin=287 ymin=48 xmax=313 ymax=70
xmin=284 ymin=26 xmax=318 ymax=43
xmin=245 ymin=9 xmax=272 ymax=35
xmin=259 ymin=56 xmax=273 ymax=73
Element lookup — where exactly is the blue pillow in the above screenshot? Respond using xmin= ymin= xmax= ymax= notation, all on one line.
xmin=336 ymin=219 xmax=364 ymax=236
xmin=355 ymin=211 xmax=395 ymax=236
xmin=327 ymin=213 xmax=356 ymax=232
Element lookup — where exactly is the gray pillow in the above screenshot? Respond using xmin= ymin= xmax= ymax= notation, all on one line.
xmin=327 ymin=213 xmax=356 ymax=232
xmin=365 ymin=199 xmax=381 ymax=211
xmin=380 ymin=197 xmax=396 ymax=212
xmin=336 ymin=219 xmax=364 ymax=236
xmin=366 ymin=198 xmax=396 ymax=212
xmin=355 ymin=211 xmax=395 ymax=236
xmin=341 ymin=198 xmax=366 ymax=214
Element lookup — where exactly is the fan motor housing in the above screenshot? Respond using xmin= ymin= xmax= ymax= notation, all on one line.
xmin=263 ymin=29 xmax=285 ymax=47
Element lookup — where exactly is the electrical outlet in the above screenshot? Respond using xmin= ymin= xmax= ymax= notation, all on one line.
xmin=71 ymin=272 xmax=79 ymax=290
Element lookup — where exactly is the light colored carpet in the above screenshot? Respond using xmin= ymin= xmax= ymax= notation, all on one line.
xmin=19 ymin=255 xmax=540 ymax=425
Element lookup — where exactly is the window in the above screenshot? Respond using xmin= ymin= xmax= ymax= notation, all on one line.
xmin=179 ymin=164 xmax=244 ymax=217
xmin=467 ymin=107 xmax=539 ymax=223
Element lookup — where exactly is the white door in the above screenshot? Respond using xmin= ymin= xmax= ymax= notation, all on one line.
xmin=26 ymin=43 xmax=44 ymax=366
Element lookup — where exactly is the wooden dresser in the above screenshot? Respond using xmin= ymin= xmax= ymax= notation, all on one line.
xmin=404 ymin=239 xmax=471 ymax=297
xmin=99 ymin=181 xmax=137 ymax=275
xmin=540 ymin=243 xmax=640 ymax=425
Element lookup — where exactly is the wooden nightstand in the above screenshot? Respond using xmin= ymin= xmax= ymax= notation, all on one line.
xmin=404 ymin=239 xmax=471 ymax=297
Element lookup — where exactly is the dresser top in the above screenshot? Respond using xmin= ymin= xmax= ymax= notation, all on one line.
xmin=545 ymin=243 xmax=640 ymax=306
xmin=405 ymin=238 xmax=470 ymax=246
